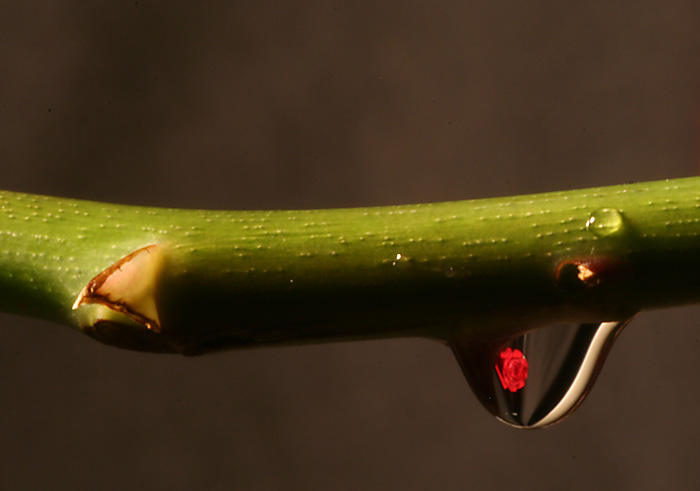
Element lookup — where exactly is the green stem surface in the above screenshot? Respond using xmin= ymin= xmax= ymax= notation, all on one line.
xmin=2 ymin=177 xmax=700 ymax=354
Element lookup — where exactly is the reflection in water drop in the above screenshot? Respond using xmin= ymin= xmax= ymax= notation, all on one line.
xmin=495 ymin=347 xmax=529 ymax=392
xmin=450 ymin=317 xmax=634 ymax=428
xmin=586 ymin=208 xmax=625 ymax=237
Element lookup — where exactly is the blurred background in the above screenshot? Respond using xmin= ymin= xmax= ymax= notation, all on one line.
xmin=1 ymin=1 xmax=699 ymax=489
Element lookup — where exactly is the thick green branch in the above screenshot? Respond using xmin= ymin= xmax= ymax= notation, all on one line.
xmin=1 ymin=177 xmax=700 ymax=354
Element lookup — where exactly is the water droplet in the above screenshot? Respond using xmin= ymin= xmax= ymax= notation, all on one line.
xmin=586 ymin=208 xmax=625 ymax=237
xmin=450 ymin=317 xmax=634 ymax=428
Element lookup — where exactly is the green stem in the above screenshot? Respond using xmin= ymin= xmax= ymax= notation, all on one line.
xmin=2 ymin=177 xmax=700 ymax=354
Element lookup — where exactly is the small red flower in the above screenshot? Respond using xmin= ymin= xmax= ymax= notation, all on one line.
xmin=495 ymin=347 xmax=529 ymax=392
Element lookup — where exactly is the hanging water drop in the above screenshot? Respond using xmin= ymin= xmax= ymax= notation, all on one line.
xmin=586 ymin=208 xmax=625 ymax=237
xmin=450 ymin=317 xmax=635 ymax=428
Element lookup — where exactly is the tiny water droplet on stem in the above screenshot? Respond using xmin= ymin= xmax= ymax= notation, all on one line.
xmin=586 ymin=209 xmax=625 ymax=237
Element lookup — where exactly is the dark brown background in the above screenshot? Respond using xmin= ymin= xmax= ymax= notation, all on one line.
xmin=1 ymin=2 xmax=700 ymax=489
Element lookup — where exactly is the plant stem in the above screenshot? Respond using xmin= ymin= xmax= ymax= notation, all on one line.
xmin=2 ymin=177 xmax=700 ymax=354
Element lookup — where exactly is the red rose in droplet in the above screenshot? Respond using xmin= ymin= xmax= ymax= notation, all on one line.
xmin=495 ymin=347 xmax=529 ymax=392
